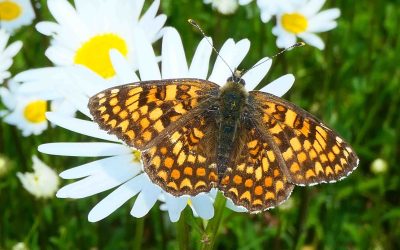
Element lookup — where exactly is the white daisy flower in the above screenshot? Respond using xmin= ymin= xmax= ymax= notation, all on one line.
xmin=38 ymin=26 xmax=294 ymax=222
xmin=0 ymin=0 xmax=35 ymax=33
xmin=0 ymin=29 xmax=22 ymax=84
xmin=204 ymin=0 xmax=238 ymax=15
xmin=17 ymin=155 xmax=59 ymax=198
xmin=36 ymin=0 xmax=166 ymax=78
xmin=272 ymin=0 xmax=340 ymax=50
xmin=13 ymin=0 xmax=166 ymax=117
xmin=0 ymin=81 xmax=48 ymax=136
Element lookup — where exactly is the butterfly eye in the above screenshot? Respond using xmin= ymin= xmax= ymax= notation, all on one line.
xmin=227 ymin=76 xmax=245 ymax=86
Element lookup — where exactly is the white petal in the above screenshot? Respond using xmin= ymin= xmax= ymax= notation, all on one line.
xmin=162 ymin=28 xmax=188 ymax=78
xmin=242 ymin=57 xmax=272 ymax=90
xmin=226 ymin=198 xmax=247 ymax=212
xmin=300 ymin=0 xmax=326 ymax=17
xmin=260 ymin=74 xmax=295 ymax=97
xmin=307 ymin=21 xmax=337 ymax=33
xmin=38 ymin=142 xmax=131 ymax=157
xmin=130 ymin=179 xmax=161 ymax=218
xmin=208 ymin=39 xmax=235 ymax=84
xmin=276 ymin=32 xmax=297 ymax=49
xmin=36 ymin=21 xmax=59 ymax=36
xmin=46 ymin=112 xmax=119 ymax=142
xmin=88 ymin=174 xmax=146 ymax=222
xmin=189 ymin=37 xmax=213 ymax=79
xmin=60 ymin=154 xmax=139 ymax=179
xmin=310 ymin=9 xmax=340 ymax=23
xmin=134 ymin=28 xmax=161 ymax=80
xmin=110 ymin=49 xmax=139 ymax=83
xmin=57 ymin=165 xmax=136 ymax=199
xmin=298 ymin=33 xmax=325 ymax=50
xmin=191 ymin=195 xmax=214 ymax=220
xmin=140 ymin=0 xmax=160 ymax=26
xmin=3 ymin=41 xmax=22 ymax=57
xmin=208 ymin=39 xmax=251 ymax=85
xmin=143 ymin=15 xmax=167 ymax=43
xmin=47 ymin=0 xmax=86 ymax=38
xmin=165 ymin=194 xmax=188 ymax=222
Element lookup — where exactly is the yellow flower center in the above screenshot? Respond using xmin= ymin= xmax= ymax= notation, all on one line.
xmin=281 ymin=13 xmax=308 ymax=34
xmin=74 ymin=33 xmax=128 ymax=79
xmin=0 ymin=0 xmax=21 ymax=21
xmin=23 ymin=100 xmax=47 ymax=123
xmin=132 ymin=150 xmax=142 ymax=163
xmin=187 ymin=199 xmax=192 ymax=206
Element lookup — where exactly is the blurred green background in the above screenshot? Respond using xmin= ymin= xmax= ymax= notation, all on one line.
xmin=1 ymin=0 xmax=399 ymax=249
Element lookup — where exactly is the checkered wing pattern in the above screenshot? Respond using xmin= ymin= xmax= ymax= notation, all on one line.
xmin=88 ymin=79 xmax=219 ymax=150
xmin=219 ymin=125 xmax=295 ymax=212
xmin=142 ymin=110 xmax=219 ymax=196
xmin=249 ymin=91 xmax=359 ymax=186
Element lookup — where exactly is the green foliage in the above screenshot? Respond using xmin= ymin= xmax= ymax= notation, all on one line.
xmin=1 ymin=0 xmax=399 ymax=249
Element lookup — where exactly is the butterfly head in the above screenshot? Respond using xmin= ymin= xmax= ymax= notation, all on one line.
xmin=227 ymin=70 xmax=245 ymax=86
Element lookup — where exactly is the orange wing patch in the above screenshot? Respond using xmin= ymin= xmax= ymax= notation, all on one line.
xmin=219 ymin=126 xmax=295 ymax=212
xmin=249 ymin=91 xmax=359 ymax=186
xmin=88 ymin=79 xmax=219 ymax=150
xmin=141 ymin=110 xmax=219 ymax=196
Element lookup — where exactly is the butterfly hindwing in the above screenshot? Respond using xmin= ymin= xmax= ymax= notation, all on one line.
xmin=88 ymin=79 xmax=219 ymax=150
xmin=248 ymin=91 xmax=359 ymax=186
xmin=219 ymin=124 xmax=295 ymax=212
xmin=142 ymin=109 xmax=219 ymax=196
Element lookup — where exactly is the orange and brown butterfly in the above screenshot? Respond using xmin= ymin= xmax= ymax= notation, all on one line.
xmin=88 ymin=67 xmax=359 ymax=212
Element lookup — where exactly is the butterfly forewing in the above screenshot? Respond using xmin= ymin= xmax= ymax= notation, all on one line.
xmin=219 ymin=125 xmax=295 ymax=212
xmin=88 ymin=79 xmax=219 ymax=150
xmin=248 ymin=91 xmax=359 ymax=186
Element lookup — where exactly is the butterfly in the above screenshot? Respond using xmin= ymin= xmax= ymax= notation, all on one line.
xmin=88 ymin=70 xmax=359 ymax=212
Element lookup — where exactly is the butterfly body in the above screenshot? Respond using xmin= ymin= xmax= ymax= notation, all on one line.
xmin=216 ymin=79 xmax=248 ymax=179
xmin=89 ymin=77 xmax=358 ymax=212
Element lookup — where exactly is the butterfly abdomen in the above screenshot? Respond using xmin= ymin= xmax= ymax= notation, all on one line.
xmin=216 ymin=81 xmax=248 ymax=179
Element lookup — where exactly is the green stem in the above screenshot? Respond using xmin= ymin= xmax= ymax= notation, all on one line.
xmin=177 ymin=208 xmax=190 ymax=250
xmin=133 ymin=217 xmax=145 ymax=250
xmin=201 ymin=192 xmax=226 ymax=250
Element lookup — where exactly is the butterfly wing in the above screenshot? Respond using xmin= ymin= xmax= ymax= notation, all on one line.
xmin=142 ymin=109 xmax=219 ymax=196
xmin=88 ymin=79 xmax=219 ymax=150
xmin=219 ymin=124 xmax=295 ymax=212
xmin=248 ymin=91 xmax=359 ymax=186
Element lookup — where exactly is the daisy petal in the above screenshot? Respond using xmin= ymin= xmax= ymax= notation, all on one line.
xmin=110 ymin=49 xmax=139 ymax=83
xmin=242 ymin=57 xmax=272 ymax=90
xmin=162 ymin=28 xmax=188 ymax=78
xmin=46 ymin=112 xmax=119 ymax=142
xmin=38 ymin=142 xmax=131 ymax=157
xmin=36 ymin=21 xmax=59 ymax=36
xmin=298 ymin=33 xmax=325 ymax=50
xmin=191 ymin=195 xmax=214 ymax=220
xmin=165 ymin=195 xmax=188 ymax=222
xmin=134 ymin=28 xmax=161 ymax=80
xmin=301 ymin=0 xmax=326 ymax=17
xmin=130 ymin=179 xmax=161 ymax=217
xmin=88 ymin=174 xmax=146 ymax=222
xmin=260 ymin=74 xmax=295 ymax=97
xmin=60 ymin=154 xmax=139 ymax=179
xmin=189 ymin=37 xmax=213 ymax=79
xmin=57 ymin=166 xmax=136 ymax=199
xmin=208 ymin=39 xmax=235 ymax=84
xmin=311 ymin=8 xmax=341 ymax=23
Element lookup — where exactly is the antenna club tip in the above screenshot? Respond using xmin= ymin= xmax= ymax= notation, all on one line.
xmin=296 ymin=42 xmax=306 ymax=47
xmin=188 ymin=19 xmax=196 ymax=25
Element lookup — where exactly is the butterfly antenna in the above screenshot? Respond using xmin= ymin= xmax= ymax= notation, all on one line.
xmin=188 ymin=19 xmax=235 ymax=77
xmin=241 ymin=42 xmax=305 ymax=76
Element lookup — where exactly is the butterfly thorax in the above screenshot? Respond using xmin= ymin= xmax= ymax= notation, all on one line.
xmin=216 ymin=79 xmax=249 ymax=179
